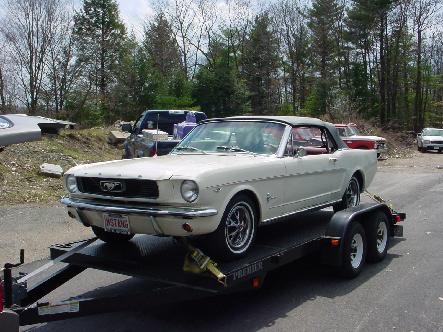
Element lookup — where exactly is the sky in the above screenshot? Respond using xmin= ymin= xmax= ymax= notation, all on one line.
xmin=114 ymin=0 xmax=156 ymax=37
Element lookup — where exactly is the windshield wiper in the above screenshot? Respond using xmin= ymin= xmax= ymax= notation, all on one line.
xmin=175 ymin=146 xmax=207 ymax=154
xmin=216 ymin=146 xmax=250 ymax=153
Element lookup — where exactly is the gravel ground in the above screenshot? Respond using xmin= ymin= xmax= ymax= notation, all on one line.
xmin=0 ymin=205 xmax=91 ymax=265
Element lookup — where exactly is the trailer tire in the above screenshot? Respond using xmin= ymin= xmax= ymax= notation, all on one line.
xmin=339 ymin=222 xmax=366 ymax=278
xmin=333 ymin=176 xmax=361 ymax=213
xmin=366 ymin=211 xmax=390 ymax=263
xmin=199 ymin=194 xmax=258 ymax=261
xmin=92 ymin=226 xmax=135 ymax=244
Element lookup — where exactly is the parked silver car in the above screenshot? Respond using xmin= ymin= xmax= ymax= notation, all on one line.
xmin=417 ymin=128 xmax=443 ymax=153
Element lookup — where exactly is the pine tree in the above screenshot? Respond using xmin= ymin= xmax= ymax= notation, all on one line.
xmin=308 ymin=0 xmax=343 ymax=116
xmin=241 ymin=13 xmax=280 ymax=115
xmin=73 ymin=0 xmax=126 ymax=120
xmin=143 ymin=13 xmax=182 ymax=80
xmin=194 ymin=37 xmax=249 ymax=118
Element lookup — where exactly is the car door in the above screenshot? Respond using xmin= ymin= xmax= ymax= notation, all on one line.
xmin=283 ymin=126 xmax=346 ymax=214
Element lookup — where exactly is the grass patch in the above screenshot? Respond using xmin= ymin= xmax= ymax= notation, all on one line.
xmin=0 ymin=127 xmax=121 ymax=205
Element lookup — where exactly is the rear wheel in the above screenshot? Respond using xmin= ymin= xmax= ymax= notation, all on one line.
xmin=333 ymin=176 xmax=361 ymax=212
xmin=340 ymin=222 xmax=367 ymax=278
xmin=92 ymin=226 xmax=134 ymax=244
xmin=199 ymin=194 xmax=258 ymax=261
xmin=366 ymin=212 xmax=390 ymax=263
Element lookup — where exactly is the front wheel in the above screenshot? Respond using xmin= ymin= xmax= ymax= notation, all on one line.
xmin=199 ymin=194 xmax=258 ymax=261
xmin=339 ymin=222 xmax=367 ymax=278
xmin=92 ymin=226 xmax=135 ymax=244
xmin=333 ymin=176 xmax=361 ymax=212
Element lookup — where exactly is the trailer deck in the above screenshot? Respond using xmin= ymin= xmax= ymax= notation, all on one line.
xmin=50 ymin=209 xmax=332 ymax=290
xmin=1 ymin=203 xmax=404 ymax=331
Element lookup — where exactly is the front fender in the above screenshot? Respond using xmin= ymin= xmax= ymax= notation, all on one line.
xmin=220 ymin=184 xmax=264 ymax=222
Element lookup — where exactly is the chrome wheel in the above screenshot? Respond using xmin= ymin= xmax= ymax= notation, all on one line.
xmin=350 ymin=233 xmax=364 ymax=269
xmin=345 ymin=178 xmax=360 ymax=208
xmin=225 ymin=202 xmax=255 ymax=253
xmin=376 ymin=220 xmax=388 ymax=254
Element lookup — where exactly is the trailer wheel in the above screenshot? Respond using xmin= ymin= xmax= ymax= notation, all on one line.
xmin=92 ymin=226 xmax=135 ymax=244
xmin=366 ymin=211 xmax=390 ymax=263
xmin=200 ymin=194 xmax=257 ymax=261
xmin=340 ymin=222 xmax=366 ymax=278
xmin=333 ymin=176 xmax=361 ymax=212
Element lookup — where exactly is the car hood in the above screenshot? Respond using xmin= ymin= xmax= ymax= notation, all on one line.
xmin=343 ymin=135 xmax=386 ymax=142
xmin=67 ymin=153 xmax=272 ymax=180
xmin=0 ymin=114 xmax=76 ymax=147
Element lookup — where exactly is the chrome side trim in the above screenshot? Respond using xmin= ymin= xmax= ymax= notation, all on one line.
xmin=262 ymin=200 xmax=342 ymax=224
xmin=61 ymin=197 xmax=218 ymax=218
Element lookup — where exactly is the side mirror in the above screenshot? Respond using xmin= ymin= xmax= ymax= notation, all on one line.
xmin=296 ymin=147 xmax=307 ymax=158
xmin=121 ymin=123 xmax=133 ymax=133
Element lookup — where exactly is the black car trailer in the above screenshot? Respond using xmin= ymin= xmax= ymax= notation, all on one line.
xmin=0 ymin=202 xmax=404 ymax=332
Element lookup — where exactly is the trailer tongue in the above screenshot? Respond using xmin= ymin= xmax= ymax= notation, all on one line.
xmin=0 ymin=203 xmax=404 ymax=331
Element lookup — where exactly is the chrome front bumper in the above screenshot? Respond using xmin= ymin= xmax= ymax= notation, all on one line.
xmin=61 ymin=197 xmax=218 ymax=219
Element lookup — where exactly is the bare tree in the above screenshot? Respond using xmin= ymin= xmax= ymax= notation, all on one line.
xmin=46 ymin=3 xmax=81 ymax=114
xmin=1 ymin=0 xmax=64 ymax=115
xmin=411 ymin=0 xmax=441 ymax=130
xmin=0 ymin=49 xmax=6 ymax=113
xmin=272 ymin=0 xmax=309 ymax=113
xmin=157 ymin=0 xmax=197 ymax=78
xmin=223 ymin=0 xmax=254 ymax=71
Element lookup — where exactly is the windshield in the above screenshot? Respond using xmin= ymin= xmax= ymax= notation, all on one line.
xmin=336 ymin=127 xmax=347 ymax=137
xmin=422 ymin=128 xmax=443 ymax=136
xmin=173 ymin=121 xmax=286 ymax=155
xmin=348 ymin=126 xmax=360 ymax=135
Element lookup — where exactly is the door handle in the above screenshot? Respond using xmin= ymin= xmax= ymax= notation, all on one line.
xmin=329 ymin=157 xmax=338 ymax=163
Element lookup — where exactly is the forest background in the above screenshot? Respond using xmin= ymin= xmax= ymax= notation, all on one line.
xmin=0 ymin=0 xmax=442 ymax=131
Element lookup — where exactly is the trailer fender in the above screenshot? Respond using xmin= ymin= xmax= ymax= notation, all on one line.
xmin=321 ymin=203 xmax=392 ymax=267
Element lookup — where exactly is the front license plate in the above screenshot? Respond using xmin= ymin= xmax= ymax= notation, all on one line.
xmin=433 ymin=146 xmax=438 ymax=150
xmin=103 ymin=213 xmax=130 ymax=234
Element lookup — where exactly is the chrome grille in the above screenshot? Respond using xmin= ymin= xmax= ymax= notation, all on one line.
xmin=76 ymin=177 xmax=159 ymax=199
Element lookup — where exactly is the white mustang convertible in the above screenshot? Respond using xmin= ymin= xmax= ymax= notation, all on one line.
xmin=62 ymin=116 xmax=377 ymax=260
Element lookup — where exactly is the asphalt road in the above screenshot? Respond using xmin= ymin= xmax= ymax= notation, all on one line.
xmin=6 ymin=166 xmax=443 ymax=332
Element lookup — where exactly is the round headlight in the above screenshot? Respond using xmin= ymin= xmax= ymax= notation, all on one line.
xmin=66 ymin=174 xmax=78 ymax=193
xmin=181 ymin=180 xmax=199 ymax=202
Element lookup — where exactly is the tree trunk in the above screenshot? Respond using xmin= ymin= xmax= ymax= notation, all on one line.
xmin=0 ymin=66 xmax=6 ymax=113
xmin=414 ymin=29 xmax=423 ymax=131
xmin=379 ymin=13 xmax=386 ymax=127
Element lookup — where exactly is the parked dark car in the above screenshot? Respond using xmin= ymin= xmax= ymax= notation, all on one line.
xmin=123 ymin=110 xmax=207 ymax=158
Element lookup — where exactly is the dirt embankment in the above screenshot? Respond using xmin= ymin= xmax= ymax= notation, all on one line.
xmin=0 ymin=128 xmax=122 ymax=205
xmin=1 ymin=125 xmax=441 ymax=204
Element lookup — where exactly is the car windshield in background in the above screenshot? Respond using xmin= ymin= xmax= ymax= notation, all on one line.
xmin=423 ymin=129 xmax=443 ymax=136
xmin=348 ymin=126 xmax=360 ymax=135
xmin=174 ymin=121 xmax=286 ymax=155
xmin=337 ymin=127 xmax=347 ymax=136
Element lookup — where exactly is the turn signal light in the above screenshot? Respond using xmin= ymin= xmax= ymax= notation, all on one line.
xmin=251 ymin=277 xmax=261 ymax=289
xmin=330 ymin=239 xmax=340 ymax=247
xmin=182 ymin=223 xmax=193 ymax=233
